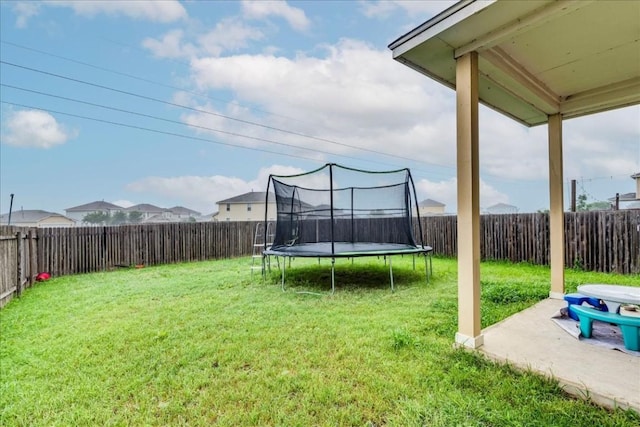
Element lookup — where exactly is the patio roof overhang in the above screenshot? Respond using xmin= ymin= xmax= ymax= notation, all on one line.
xmin=388 ymin=0 xmax=640 ymax=351
xmin=388 ymin=0 xmax=640 ymax=127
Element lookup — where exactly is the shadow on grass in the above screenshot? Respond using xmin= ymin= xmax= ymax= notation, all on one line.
xmin=265 ymin=259 xmax=427 ymax=293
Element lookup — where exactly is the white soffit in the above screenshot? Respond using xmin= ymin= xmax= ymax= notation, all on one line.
xmin=389 ymin=0 xmax=640 ymax=127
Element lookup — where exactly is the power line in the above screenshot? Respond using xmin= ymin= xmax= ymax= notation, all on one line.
xmin=569 ymin=174 xmax=634 ymax=183
xmin=1 ymin=59 xmax=456 ymax=170
xmin=0 ymin=39 xmax=300 ymax=124
xmin=2 ymin=101 xmax=460 ymax=187
xmin=1 ymin=100 xmax=325 ymax=164
xmin=1 ymin=83 xmax=413 ymax=170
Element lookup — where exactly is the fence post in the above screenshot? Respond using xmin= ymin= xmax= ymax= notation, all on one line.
xmin=28 ymin=229 xmax=35 ymax=286
xmin=15 ymin=231 xmax=22 ymax=297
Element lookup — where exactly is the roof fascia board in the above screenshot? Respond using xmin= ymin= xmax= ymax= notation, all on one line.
xmin=454 ymin=0 xmax=594 ymax=58
xmin=389 ymin=0 xmax=495 ymax=58
xmin=393 ymin=57 xmax=456 ymax=91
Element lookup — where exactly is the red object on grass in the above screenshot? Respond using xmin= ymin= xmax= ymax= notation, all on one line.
xmin=36 ymin=272 xmax=51 ymax=281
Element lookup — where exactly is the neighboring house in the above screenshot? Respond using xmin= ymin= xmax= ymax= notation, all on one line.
xmin=65 ymin=201 xmax=123 ymax=222
xmin=216 ymin=191 xmax=276 ymax=221
xmin=66 ymin=201 xmax=204 ymax=224
xmin=128 ymin=204 xmax=204 ymax=223
xmin=485 ymin=203 xmax=518 ymax=214
xmin=608 ymin=172 xmax=640 ymax=210
xmin=417 ymin=199 xmax=446 ymax=215
xmin=0 ymin=210 xmax=76 ymax=227
xmin=125 ymin=204 xmax=168 ymax=221
xmin=167 ymin=206 xmax=201 ymax=221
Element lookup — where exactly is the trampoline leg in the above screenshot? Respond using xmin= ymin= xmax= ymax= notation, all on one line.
xmin=281 ymin=259 xmax=286 ymax=292
xmin=331 ymin=258 xmax=336 ymax=295
xmin=423 ymin=253 xmax=432 ymax=284
xmin=389 ymin=256 xmax=394 ymax=292
xmin=413 ymin=255 xmax=416 ymax=270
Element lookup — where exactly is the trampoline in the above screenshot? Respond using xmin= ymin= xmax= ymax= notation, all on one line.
xmin=263 ymin=163 xmax=432 ymax=293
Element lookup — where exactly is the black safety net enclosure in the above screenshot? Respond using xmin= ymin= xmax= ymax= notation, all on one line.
xmin=263 ymin=163 xmax=432 ymax=292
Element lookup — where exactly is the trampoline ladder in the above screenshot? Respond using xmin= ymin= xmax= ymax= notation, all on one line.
xmin=251 ymin=222 xmax=273 ymax=277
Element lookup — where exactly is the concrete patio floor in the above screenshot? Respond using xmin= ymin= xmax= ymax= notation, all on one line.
xmin=477 ymin=298 xmax=640 ymax=413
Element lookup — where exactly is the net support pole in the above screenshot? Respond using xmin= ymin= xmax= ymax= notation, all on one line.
xmin=331 ymin=258 xmax=336 ymax=295
xmin=329 ymin=163 xmax=335 ymax=256
xmin=281 ymin=258 xmax=286 ymax=292
xmin=424 ymin=253 xmax=431 ymax=284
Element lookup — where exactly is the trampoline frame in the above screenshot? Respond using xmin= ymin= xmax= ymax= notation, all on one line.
xmin=264 ymin=244 xmax=433 ymax=293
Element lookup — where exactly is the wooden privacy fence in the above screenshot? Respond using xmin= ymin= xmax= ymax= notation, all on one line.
xmin=1 ymin=211 xmax=638 ymax=307
xmin=34 ymin=222 xmax=256 ymax=276
xmin=418 ymin=210 xmax=640 ymax=274
xmin=0 ymin=228 xmax=38 ymax=308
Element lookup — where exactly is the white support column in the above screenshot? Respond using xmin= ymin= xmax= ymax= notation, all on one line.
xmin=454 ymin=52 xmax=483 ymax=349
xmin=548 ymin=113 xmax=565 ymax=299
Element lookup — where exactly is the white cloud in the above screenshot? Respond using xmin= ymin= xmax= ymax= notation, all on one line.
xmin=188 ymin=38 xmax=453 ymax=166
xmin=415 ymin=177 xmax=510 ymax=213
xmin=1 ymin=109 xmax=77 ymax=149
xmin=142 ymin=29 xmax=198 ymax=59
xmin=143 ymin=19 xmax=264 ymax=59
xmin=198 ymin=18 xmax=265 ymax=56
xmin=12 ymin=2 xmax=40 ymax=28
xmin=241 ymin=0 xmax=310 ymax=31
xmin=478 ymin=108 xmax=549 ymax=180
xmin=11 ymin=0 xmax=186 ymax=30
xmin=48 ymin=0 xmax=187 ymax=22
xmin=562 ymin=108 xmax=640 ymax=179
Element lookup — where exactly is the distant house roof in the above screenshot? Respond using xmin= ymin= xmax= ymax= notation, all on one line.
xmin=124 ymin=203 xmax=166 ymax=213
xmin=169 ymin=206 xmax=201 ymax=216
xmin=608 ymin=192 xmax=637 ymax=202
xmin=419 ymin=199 xmax=445 ymax=207
xmin=0 ymin=210 xmax=75 ymax=224
xmin=217 ymin=191 xmax=273 ymax=204
xmin=486 ymin=203 xmax=518 ymax=213
xmin=66 ymin=201 xmax=123 ymax=212
xmin=142 ymin=214 xmax=172 ymax=223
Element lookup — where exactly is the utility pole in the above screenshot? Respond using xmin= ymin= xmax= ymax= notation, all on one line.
xmin=8 ymin=194 xmax=14 ymax=226
xmin=570 ymin=180 xmax=576 ymax=212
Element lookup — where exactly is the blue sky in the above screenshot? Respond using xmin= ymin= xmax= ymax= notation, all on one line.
xmin=1 ymin=0 xmax=638 ymax=216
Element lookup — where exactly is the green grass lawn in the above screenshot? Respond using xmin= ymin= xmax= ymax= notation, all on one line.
xmin=1 ymin=256 xmax=639 ymax=426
